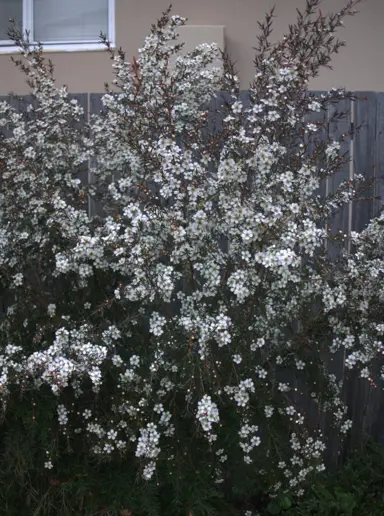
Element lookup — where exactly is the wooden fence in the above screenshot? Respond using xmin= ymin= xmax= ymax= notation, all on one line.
xmin=1 ymin=90 xmax=384 ymax=464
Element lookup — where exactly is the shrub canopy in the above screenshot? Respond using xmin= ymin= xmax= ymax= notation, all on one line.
xmin=0 ymin=1 xmax=383 ymax=513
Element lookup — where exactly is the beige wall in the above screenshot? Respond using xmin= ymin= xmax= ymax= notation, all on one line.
xmin=0 ymin=0 xmax=383 ymax=95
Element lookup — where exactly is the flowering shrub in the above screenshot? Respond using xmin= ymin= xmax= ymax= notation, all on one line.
xmin=0 ymin=0 xmax=383 ymax=511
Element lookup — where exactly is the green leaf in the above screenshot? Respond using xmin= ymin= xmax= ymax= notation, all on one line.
xmin=336 ymin=492 xmax=356 ymax=512
xmin=279 ymin=495 xmax=292 ymax=510
xmin=267 ymin=500 xmax=282 ymax=514
xmin=314 ymin=486 xmax=335 ymax=501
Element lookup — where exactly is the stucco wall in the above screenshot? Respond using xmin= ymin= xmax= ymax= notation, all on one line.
xmin=0 ymin=0 xmax=383 ymax=95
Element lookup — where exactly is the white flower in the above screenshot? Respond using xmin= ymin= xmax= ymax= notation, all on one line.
xmin=232 ymin=101 xmax=243 ymax=114
xmin=57 ymin=405 xmax=68 ymax=426
xmin=12 ymin=273 xmax=23 ymax=286
xmin=149 ymin=313 xmax=167 ymax=336
xmin=154 ymin=403 xmax=164 ymax=414
xmin=143 ymin=461 xmax=156 ymax=480
xmin=130 ymin=355 xmax=140 ymax=367
xmin=112 ymin=355 xmax=123 ymax=367
xmin=107 ymin=429 xmax=118 ymax=440
xmin=104 ymin=443 xmax=114 ymax=453
xmin=250 ymin=338 xmax=265 ymax=351
xmin=24 ymin=146 xmax=36 ymax=159
xmin=196 ymin=395 xmax=219 ymax=433
xmin=325 ymin=141 xmax=340 ymax=159
xmin=268 ymin=111 xmax=280 ymax=121
xmin=278 ymin=383 xmax=290 ymax=392
xmin=232 ymin=354 xmax=242 ymax=364
xmin=306 ymin=123 xmax=318 ymax=132
xmin=47 ymin=304 xmax=56 ymax=317
xmin=308 ymin=100 xmax=321 ymax=111
xmin=241 ymin=229 xmax=253 ymax=242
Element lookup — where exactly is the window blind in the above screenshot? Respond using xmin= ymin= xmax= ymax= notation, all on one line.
xmin=33 ymin=0 xmax=108 ymax=43
xmin=0 ymin=0 xmax=22 ymax=41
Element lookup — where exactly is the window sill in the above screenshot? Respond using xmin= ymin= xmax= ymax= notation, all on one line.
xmin=0 ymin=42 xmax=115 ymax=55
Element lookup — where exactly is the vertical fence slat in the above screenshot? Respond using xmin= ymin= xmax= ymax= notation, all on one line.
xmin=377 ymin=93 xmax=384 ymax=210
xmin=90 ymin=92 xmax=105 ymax=116
xmin=353 ymin=92 xmax=378 ymax=232
xmin=68 ymin=92 xmax=88 ymax=123
xmin=344 ymin=93 xmax=384 ymax=454
xmin=305 ymin=91 xmax=328 ymax=200
xmin=302 ymin=94 xmax=348 ymax=465
xmin=344 ymin=93 xmax=384 ymax=455
xmin=0 ymin=97 xmax=8 ymax=314
xmin=305 ymin=93 xmax=328 ymax=434
xmin=353 ymin=92 xmax=384 ymax=230
xmin=89 ymin=93 xmax=105 ymax=217
xmin=68 ymin=93 xmax=89 ymax=213
xmin=0 ymin=95 xmax=33 ymax=314
xmin=207 ymin=90 xmax=232 ymax=136
xmin=0 ymin=94 xmax=33 ymax=136
xmin=324 ymin=98 xmax=352 ymax=463
xmin=327 ymin=98 xmax=352 ymax=260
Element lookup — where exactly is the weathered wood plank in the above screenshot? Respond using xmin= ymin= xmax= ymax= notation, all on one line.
xmin=89 ymin=93 xmax=105 ymax=217
xmin=90 ymin=92 xmax=105 ymax=116
xmin=377 ymin=93 xmax=384 ymax=211
xmin=305 ymin=91 xmax=328 ymax=199
xmin=0 ymin=94 xmax=33 ymax=137
xmin=327 ymin=97 xmax=352 ymax=260
xmin=68 ymin=93 xmax=89 ymax=202
xmin=352 ymin=92 xmax=384 ymax=232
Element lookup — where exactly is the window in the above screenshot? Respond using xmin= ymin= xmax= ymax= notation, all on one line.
xmin=0 ymin=0 xmax=115 ymax=52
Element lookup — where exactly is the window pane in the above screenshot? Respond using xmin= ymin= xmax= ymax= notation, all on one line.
xmin=34 ymin=0 xmax=108 ymax=43
xmin=0 ymin=0 xmax=23 ymax=41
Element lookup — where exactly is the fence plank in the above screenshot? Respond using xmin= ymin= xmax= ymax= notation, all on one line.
xmin=305 ymin=91 xmax=328 ymax=199
xmin=302 ymin=94 xmax=344 ymax=466
xmin=90 ymin=92 xmax=104 ymax=116
xmin=377 ymin=93 xmax=384 ymax=211
xmin=327 ymin=98 xmax=352 ymax=260
xmin=0 ymin=94 xmax=33 ymax=137
xmin=324 ymin=98 xmax=352 ymax=463
xmin=89 ymin=93 xmax=105 ymax=216
xmin=353 ymin=92 xmax=384 ymax=232
xmin=68 ymin=93 xmax=89 ymax=206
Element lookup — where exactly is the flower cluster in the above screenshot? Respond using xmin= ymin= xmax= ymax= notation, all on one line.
xmin=239 ymin=422 xmax=261 ymax=464
xmin=197 ymin=395 xmax=220 ymax=441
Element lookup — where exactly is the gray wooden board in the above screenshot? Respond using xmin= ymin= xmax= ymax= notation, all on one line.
xmin=327 ymin=97 xmax=352 ymax=260
xmin=353 ymin=92 xmax=384 ymax=233
xmin=68 ymin=93 xmax=89 ymax=194
xmin=305 ymin=91 xmax=328 ymax=198
xmin=0 ymin=94 xmax=33 ymax=137
xmin=304 ymin=92 xmax=328 ymax=263
xmin=89 ymin=93 xmax=105 ymax=216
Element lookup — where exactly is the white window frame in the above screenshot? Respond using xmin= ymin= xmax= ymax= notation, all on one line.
xmin=0 ymin=0 xmax=115 ymax=53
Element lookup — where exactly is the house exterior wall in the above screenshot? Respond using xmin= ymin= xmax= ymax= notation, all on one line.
xmin=0 ymin=0 xmax=383 ymax=95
